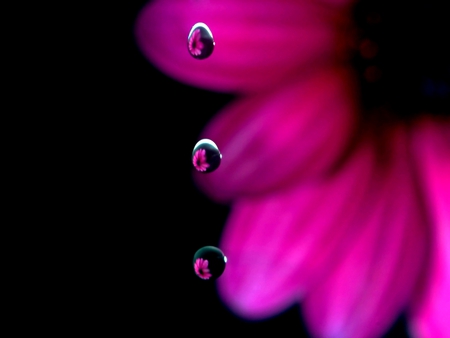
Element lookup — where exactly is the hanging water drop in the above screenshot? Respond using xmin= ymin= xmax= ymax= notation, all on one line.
xmin=193 ymin=246 xmax=227 ymax=280
xmin=187 ymin=22 xmax=215 ymax=60
xmin=192 ymin=138 xmax=222 ymax=173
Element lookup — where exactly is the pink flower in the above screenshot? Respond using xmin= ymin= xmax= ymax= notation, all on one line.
xmin=135 ymin=1 xmax=449 ymax=337
xmin=194 ymin=258 xmax=212 ymax=280
xmin=192 ymin=148 xmax=210 ymax=172
xmin=188 ymin=28 xmax=203 ymax=57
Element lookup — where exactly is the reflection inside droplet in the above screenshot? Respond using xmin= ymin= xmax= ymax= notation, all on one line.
xmin=192 ymin=138 xmax=222 ymax=173
xmin=187 ymin=22 xmax=215 ymax=60
xmin=193 ymin=246 xmax=227 ymax=280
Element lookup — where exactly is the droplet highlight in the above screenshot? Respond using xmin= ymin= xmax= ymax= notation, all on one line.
xmin=193 ymin=246 xmax=226 ymax=280
xmin=187 ymin=22 xmax=215 ymax=60
xmin=192 ymin=139 xmax=222 ymax=173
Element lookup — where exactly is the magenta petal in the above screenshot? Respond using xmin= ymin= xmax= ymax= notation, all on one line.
xmin=301 ymin=126 xmax=428 ymax=338
xmin=193 ymin=68 xmax=358 ymax=203
xmin=409 ymin=118 xmax=450 ymax=338
xmin=217 ymin=139 xmax=382 ymax=319
xmin=134 ymin=0 xmax=351 ymax=93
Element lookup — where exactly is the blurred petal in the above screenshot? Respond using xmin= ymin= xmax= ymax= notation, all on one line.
xmin=217 ymin=139 xmax=380 ymax=319
xmin=134 ymin=0 xmax=353 ymax=93
xmin=409 ymin=118 xmax=450 ymax=338
xmin=319 ymin=0 xmax=356 ymax=7
xmin=193 ymin=67 xmax=358 ymax=203
xmin=301 ymin=126 xmax=429 ymax=338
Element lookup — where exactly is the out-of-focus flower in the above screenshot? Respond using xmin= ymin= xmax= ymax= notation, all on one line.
xmin=135 ymin=0 xmax=449 ymax=337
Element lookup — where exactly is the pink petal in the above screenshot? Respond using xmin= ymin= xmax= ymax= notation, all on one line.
xmin=193 ymin=67 xmax=358 ymax=203
xmin=408 ymin=117 xmax=450 ymax=338
xmin=134 ymin=0 xmax=354 ymax=93
xmin=301 ymin=126 xmax=429 ymax=338
xmin=216 ymin=138 xmax=382 ymax=319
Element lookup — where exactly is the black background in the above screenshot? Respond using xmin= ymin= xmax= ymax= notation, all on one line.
xmin=30 ymin=0 xmax=411 ymax=335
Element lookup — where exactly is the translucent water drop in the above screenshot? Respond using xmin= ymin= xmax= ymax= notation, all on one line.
xmin=187 ymin=22 xmax=215 ymax=60
xmin=192 ymin=139 xmax=222 ymax=173
xmin=193 ymin=246 xmax=227 ymax=280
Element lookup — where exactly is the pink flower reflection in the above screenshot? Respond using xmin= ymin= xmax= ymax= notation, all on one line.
xmin=135 ymin=0 xmax=449 ymax=337
xmin=188 ymin=28 xmax=203 ymax=56
xmin=192 ymin=148 xmax=210 ymax=172
xmin=194 ymin=258 xmax=212 ymax=280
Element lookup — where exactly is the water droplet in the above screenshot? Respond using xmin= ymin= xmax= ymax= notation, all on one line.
xmin=187 ymin=22 xmax=215 ymax=60
xmin=192 ymin=139 xmax=222 ymax=173
xmin=193 ymin=246 xmax=226 ymax=280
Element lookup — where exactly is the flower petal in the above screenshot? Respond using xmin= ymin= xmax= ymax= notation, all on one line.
xmin=193 ymin=67 xmax=358 ymax=203
xmin=134 ymin=0 xmax=352 ymax=93
xmin=216 ymin=139 xmax=380 ymax=320
xmin=408 ymin=118 xmax=450 ymax=338
xmin=301 ymin=126 xmax=429 ymax=338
